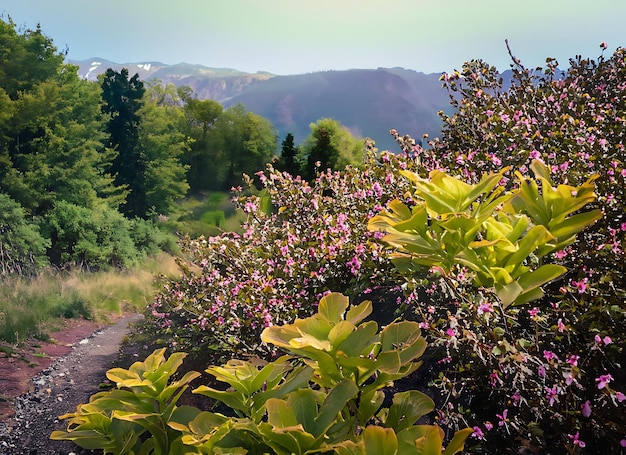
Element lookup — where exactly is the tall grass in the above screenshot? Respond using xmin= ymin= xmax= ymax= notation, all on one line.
xmin=0 ymin=253 xmax=181 ymax=344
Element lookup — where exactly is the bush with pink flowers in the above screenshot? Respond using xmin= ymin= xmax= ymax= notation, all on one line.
xmin=148 ymin=45 xmax=624 ymax=454
xmin=379 ymin=44 xmax=625 ymax=454
xmin=149 ymin=147 xmax=423 ymax=357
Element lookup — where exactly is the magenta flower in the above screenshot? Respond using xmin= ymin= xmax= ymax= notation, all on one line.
xmin=568 ymin=432 xmax=586 ymax=448
xmin=471 ymin=426 xmax=485 ymax=440
xmin=596 ymin=373 xmax=613 ymax=389
xmin=496 ymin=409 xmax=508 ymax=427
xmin=567 ymin=355 xmax=580 ymax=366
xmin=543 ymin=350 xmax=558 ymax=362
xmin=581 ymin=400 xmax=592 ymax=417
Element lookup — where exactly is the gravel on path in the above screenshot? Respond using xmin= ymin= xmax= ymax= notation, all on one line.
xmin=0 ymin=314 xmax=144 ymax=455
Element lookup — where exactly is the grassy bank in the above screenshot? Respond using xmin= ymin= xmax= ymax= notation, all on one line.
xmin=0 ymin=253 xmax=182 ymax=344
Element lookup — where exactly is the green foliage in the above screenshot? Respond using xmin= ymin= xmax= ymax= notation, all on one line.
xmin=0 ymin=19 xmax=65 ymax=99
xmin=369 ymin=160 xmax=601 ymax=307
xmin=138 ymin=81 xmax=190 ymax=216
xmin=52 ymin=294 xmax=472 ymax=454
xmin=51 ymin=348 xmax=201 ymax=453
xmin=277 ymin=132 xmax=300 ymax=175
xmin=300 ymin=118 xmax=365 ymax=180
xmin=0 ymin=63 xmax=121 ymax=215
xmin=101 ymin=67 xmax=147 ymax=218
xmin=42 ymin=201 xmax=167 ymax=269
xmin=183 ymin=99 xmax=277 ymax=192
xmin=0 ymin=193 xmax=49 ymax=276
xmin=387 ymin=46 xmax=626 ymax=453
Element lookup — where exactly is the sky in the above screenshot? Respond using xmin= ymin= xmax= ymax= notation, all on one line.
xmin=2 ymin=0 xmax=625 ymax=76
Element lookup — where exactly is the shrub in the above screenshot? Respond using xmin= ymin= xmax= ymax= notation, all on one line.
xmin=148 ymin=147 xmax=421 ymax=357
xmin=52 ymin=293 xmax=473 ymax=454
xmin=0 ymin=193 xmax=49 ymax=276
xmin=382 ymin=45 xmax=626 ymax=453
xmin=42 ymin=201 xmax=168 ymax=270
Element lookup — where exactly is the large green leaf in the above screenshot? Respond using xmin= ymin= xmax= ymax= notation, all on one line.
xmin=385 ymin=391 xmax=435 ymax=432
xmin=363 ymin=426 xmax=399 ymax=455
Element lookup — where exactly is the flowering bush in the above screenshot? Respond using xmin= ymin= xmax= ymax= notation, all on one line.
xmin=384 ymin=45 xmax=626 ymax=453
xmin=149 ymin=147 xmax=423 ymax=356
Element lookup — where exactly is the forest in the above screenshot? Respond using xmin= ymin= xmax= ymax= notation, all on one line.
xmin=1 ymin=17 xmax=625 ymax=455
xmin=0 ymin=18 xmax=365 ymax=275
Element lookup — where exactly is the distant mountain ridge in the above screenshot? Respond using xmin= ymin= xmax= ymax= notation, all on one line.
xmin=69 ymin=58 xmax=452 ymax=151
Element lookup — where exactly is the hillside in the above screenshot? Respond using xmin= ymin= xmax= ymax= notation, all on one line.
xmin=70 ymin=59 xmax=451 ymax=151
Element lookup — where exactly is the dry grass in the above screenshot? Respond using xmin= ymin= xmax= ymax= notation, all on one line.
xmin=0 ymin=253 xmax=182 ymax=343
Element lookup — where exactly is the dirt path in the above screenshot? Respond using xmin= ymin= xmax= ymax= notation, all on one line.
xmin=0 ymin=314 xmax=144 ymax=454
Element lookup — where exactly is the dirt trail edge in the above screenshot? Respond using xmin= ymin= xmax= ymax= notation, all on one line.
xmin=0 ymin=313 xmax=144 ymax=455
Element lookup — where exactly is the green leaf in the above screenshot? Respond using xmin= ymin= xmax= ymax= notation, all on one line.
xmin=385 ymin=391 xmax=435 ymax=432
xmin=363 ymin=426 xmax=398 ymax=455
xmin=442 ymin=428 xmax=474 ymax=455
xmin=318 ymin=292 xmax=350 ymax=323
xmin=312 ymin=379 xmax=359 ymax=437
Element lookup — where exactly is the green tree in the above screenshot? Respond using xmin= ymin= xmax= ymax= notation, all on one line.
xmin=182 ymin=97 xmax=223 ymax=192
xmin=138 ymin=81 xmax=190 ymax=215
xmin=0 ymin=18 xmax=65 ymax=99
xmin=277 ymin=132 xmax=300 ymax=176
xmin=196 ymin=103 xmax=277 ymax=190
xmin=300 ymin=118 xmax=364 ymax=180
xmin=100 ymin=68 xmax=146 ymax=217
xmin=1 ymin=67 xmax=120 ymax=215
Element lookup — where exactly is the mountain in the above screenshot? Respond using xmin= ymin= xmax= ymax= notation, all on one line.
xmin=70 ymin=59 xmax=452 ymax=151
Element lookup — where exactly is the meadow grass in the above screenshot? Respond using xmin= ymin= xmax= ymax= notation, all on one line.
xmin=161 ymin=191 xmax=245 ymax=238
xmin=0 ymin=253 xmax=182 ymax=344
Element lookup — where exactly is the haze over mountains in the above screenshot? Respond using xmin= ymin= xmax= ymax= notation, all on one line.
xmin=70 ymin=59 xmax=454 ymax=152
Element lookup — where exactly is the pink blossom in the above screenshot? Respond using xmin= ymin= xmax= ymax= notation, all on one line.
xmin=581 ymin=400 xmax=592 ymax=417
xmin=528 ymin=307 xmax=540 ymax=318
xmin=566 ymin=355 xmax=580 ymax=366
xmin=596 ymin=373 xmax=613 ymax=389
xmin=568 ymin=432 xmax=586 ymax=448
xmin=557 ymin=319 xmax=566 ymax=332
xmin=545 ymin=386 xmax=561 ymax=406
xmin=538 ymin=365 xmax=547 ymax=378
xmin=477 ymin=301 xmax=493 ymax=314
xmin=615 ymin=391 xmax=626 ymax=403
xmin=471 ymin=426 xmax=485 ymax=440
xmin=496 ymin=409 xmax=508 ymax=426
xmin=543 ymin=350 xmax=559 ymax=362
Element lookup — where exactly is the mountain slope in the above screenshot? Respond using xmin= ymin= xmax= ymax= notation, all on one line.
xmin=70 ymin=59 xmax=451 ymax=151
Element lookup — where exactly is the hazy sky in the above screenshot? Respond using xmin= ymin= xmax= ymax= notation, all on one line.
xmin=3 ymin=0 xmax=625 ymax=75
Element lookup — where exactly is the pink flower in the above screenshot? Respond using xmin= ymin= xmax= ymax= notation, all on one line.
xmin=615 ymin=391 xmax=626 ymax=403
xmin=545 ymin=386 xmax=562 ymax=406
xmin=496 ymin=409 xmax=508 ymax=426
xmin=543 ymin=350 xmax=559 ymax=362
xmin=603 ymin=336 xmax=613 ymax=345
xmin=581 ymin=400 xmax=592 ymax=417
xmin=567 ymin=355 xmax=580 ymax=366
xmin=596 ymin=373 xmax=613 ymax=389
xmin=446 ymin=328 xmax=457 ymax=338
xmin=569 ymin=432 xmax=586 ymax=448
xmin=600 ymin=41 xmax=608 ymax=49
xmin=557 ymin=319 xmax=566 ymax=332
xmin=471 ymin=426 xmax=485 ymax=440
xmin=484 ymin=421 xmax=494 ymax=431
